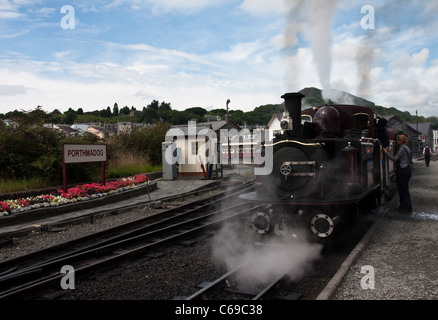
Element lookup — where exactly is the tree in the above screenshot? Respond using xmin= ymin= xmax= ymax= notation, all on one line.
xmin=100 ymin=107 xmax=112 ymax=118
xmin=113 ymin=103 xmax=119 ymax=116
xmin=230 ymin=109 xmax=245 ymax=124
xmin=29 ymin=106 xmax=48 ymax=125
xmin=157 ymin=108 xmax=171 ymax=122
xmin=64 ymin=109 xmax=77 ymax=124
xmin=209 ymin=108 xmax=227 ymax=119
xmin=147 ymin=100 xmax=159 ymax=110
xmin=120 ymin=106 xmax=130 ymax=115
xmin=170 ymin=110 xmax=191 ymax=125
xmin=140 ymin=107 xmax=158 ymax=123
xmin=159 ymin=101 xmax=172 ymax=110
xmin=49 ymin=109 xmax=62 ymax=123
xmin=77 ymin=108 xmax=84 ymax=115
xmin=185 ymin=107 xmax=206 ymax=117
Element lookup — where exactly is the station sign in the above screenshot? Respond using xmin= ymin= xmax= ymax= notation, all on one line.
xmin=63 ymin=144 xmax=107 ymax=164
xmin=62 ymin=144 xmax=107 ymax=192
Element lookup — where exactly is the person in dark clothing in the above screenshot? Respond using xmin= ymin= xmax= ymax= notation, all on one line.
xmin=376 ymin=117 xmax=390 ymax=148
xmin=423 ymin=144 xmax=431 ymax=167
xmin=383 ymin=134 xmax=412 ymax=213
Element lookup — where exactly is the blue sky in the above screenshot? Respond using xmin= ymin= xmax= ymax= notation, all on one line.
xmin=1 ymin=0 xmax=438 ymax=117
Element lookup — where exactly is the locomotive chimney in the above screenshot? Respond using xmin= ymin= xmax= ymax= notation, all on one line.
xmin=281 ymin=92 xmax=305 ymax=136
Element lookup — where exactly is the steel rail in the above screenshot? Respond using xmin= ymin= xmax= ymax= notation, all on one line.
xmin=0 ymin=180 xmax=255 ymax=271
xmin=0 ymin=199 xmax=262 ymax=299
xmin=1 ymin=201 xmax=255 ymax=283
xmin=185 ymin=261 xmax=288 ymax=301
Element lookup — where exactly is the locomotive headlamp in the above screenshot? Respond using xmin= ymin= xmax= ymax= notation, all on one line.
xmin=280 ymin=120 xmax=290 ymax=130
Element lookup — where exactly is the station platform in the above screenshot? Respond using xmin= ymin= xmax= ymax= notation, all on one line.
xmin=318 ymin=158 xmax=438 ymax=300
xmin=0 ymin=179 xmax=221 ymax=238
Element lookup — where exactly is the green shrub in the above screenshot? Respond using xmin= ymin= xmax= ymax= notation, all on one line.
xmin=0 ymin=110 xmax=167 ymax=192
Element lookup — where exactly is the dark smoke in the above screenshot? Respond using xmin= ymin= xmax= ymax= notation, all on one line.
xmin=356 ymin=34 xmax=375 ymax=98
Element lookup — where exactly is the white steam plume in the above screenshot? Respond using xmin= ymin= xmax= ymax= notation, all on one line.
xmin=212 ymin=218 xmax=322 ymax=287
xmin=306 ymin=0 xmax=339 ymax=90
xmin=282 ymin=1 xmax=305 ymax=90
xmin=283 ymin=0 xmax=339 ymax=91
xmin=322 ymin=89 xmax=355 ymax=105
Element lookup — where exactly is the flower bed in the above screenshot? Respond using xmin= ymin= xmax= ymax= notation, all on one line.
xmin=0 ymin=175 xmax=149 ymax=217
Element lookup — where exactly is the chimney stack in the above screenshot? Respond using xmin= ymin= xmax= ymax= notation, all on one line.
xmin=281 ymin=92 xmax=305 ymax=136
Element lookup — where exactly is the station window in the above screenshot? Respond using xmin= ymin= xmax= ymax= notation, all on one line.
xmin=191 ymin=141 xmax=198 ymax=156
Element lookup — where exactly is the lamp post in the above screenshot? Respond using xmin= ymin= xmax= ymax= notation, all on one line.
xmin=416 ymin=109 xmax=418 ymax=132
xmin=226 ymin=99 xmax=231 ymax=165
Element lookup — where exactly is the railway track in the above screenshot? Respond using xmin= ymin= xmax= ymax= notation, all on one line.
xmin=179 ymin=205 xmax=382 ymax=301
xmin=184 ymin=261 xmax=292 ymax=300
xmin=0 ymin=180 xmax=263 ymax=299
xmin=0 ymin=175 xmax=384 ymax=301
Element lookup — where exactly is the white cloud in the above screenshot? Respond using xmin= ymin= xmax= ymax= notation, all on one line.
xmin=238 ymin=0 xmax=285 ymax=16
xmin=147 ymin=0 xmax=218 ymax=13
xmin=0 ymin=29 xmax=30 ymax=38
xmin=106 ymin=0 xmax=220 ymax=13
xmin=389 ymin=48 xmax=429 ymax=70
xmin=0 ymin=30 xmax=288 ymax=113
xmin=0 ymin=9 xmax=23 ymax=18
xmin=1 ymin=0 xmax=438 ymax=119
xmin=0 ymin=84 xmax=28 ymax=95
xmin=127 ymin=63 xmax=169 ymax=75
xmin=33 ymin=6 xmax=55 ymax=17
xmin=365 ymin=47 xmax=438 ymax=116
xmin=212 ymin=40 xmax=267 ymax=63
xmin=124 ymin=43 xmax=216 ymax=67
xmin=0 ymin=0 xmax=39 ymax=18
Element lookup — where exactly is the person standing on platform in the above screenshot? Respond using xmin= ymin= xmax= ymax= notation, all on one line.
xmin=423 ymin=144 xmax=431 ymax=167
xmin=383 ymin=134 xmax=413 ymax=213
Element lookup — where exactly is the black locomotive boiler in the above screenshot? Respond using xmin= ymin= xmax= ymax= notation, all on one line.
xmin=240 ymin=92 xmax=394 ymax=241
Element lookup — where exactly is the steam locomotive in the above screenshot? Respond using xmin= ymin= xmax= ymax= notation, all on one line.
xmin=240 ymin=92 xmax=394 ymax=240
